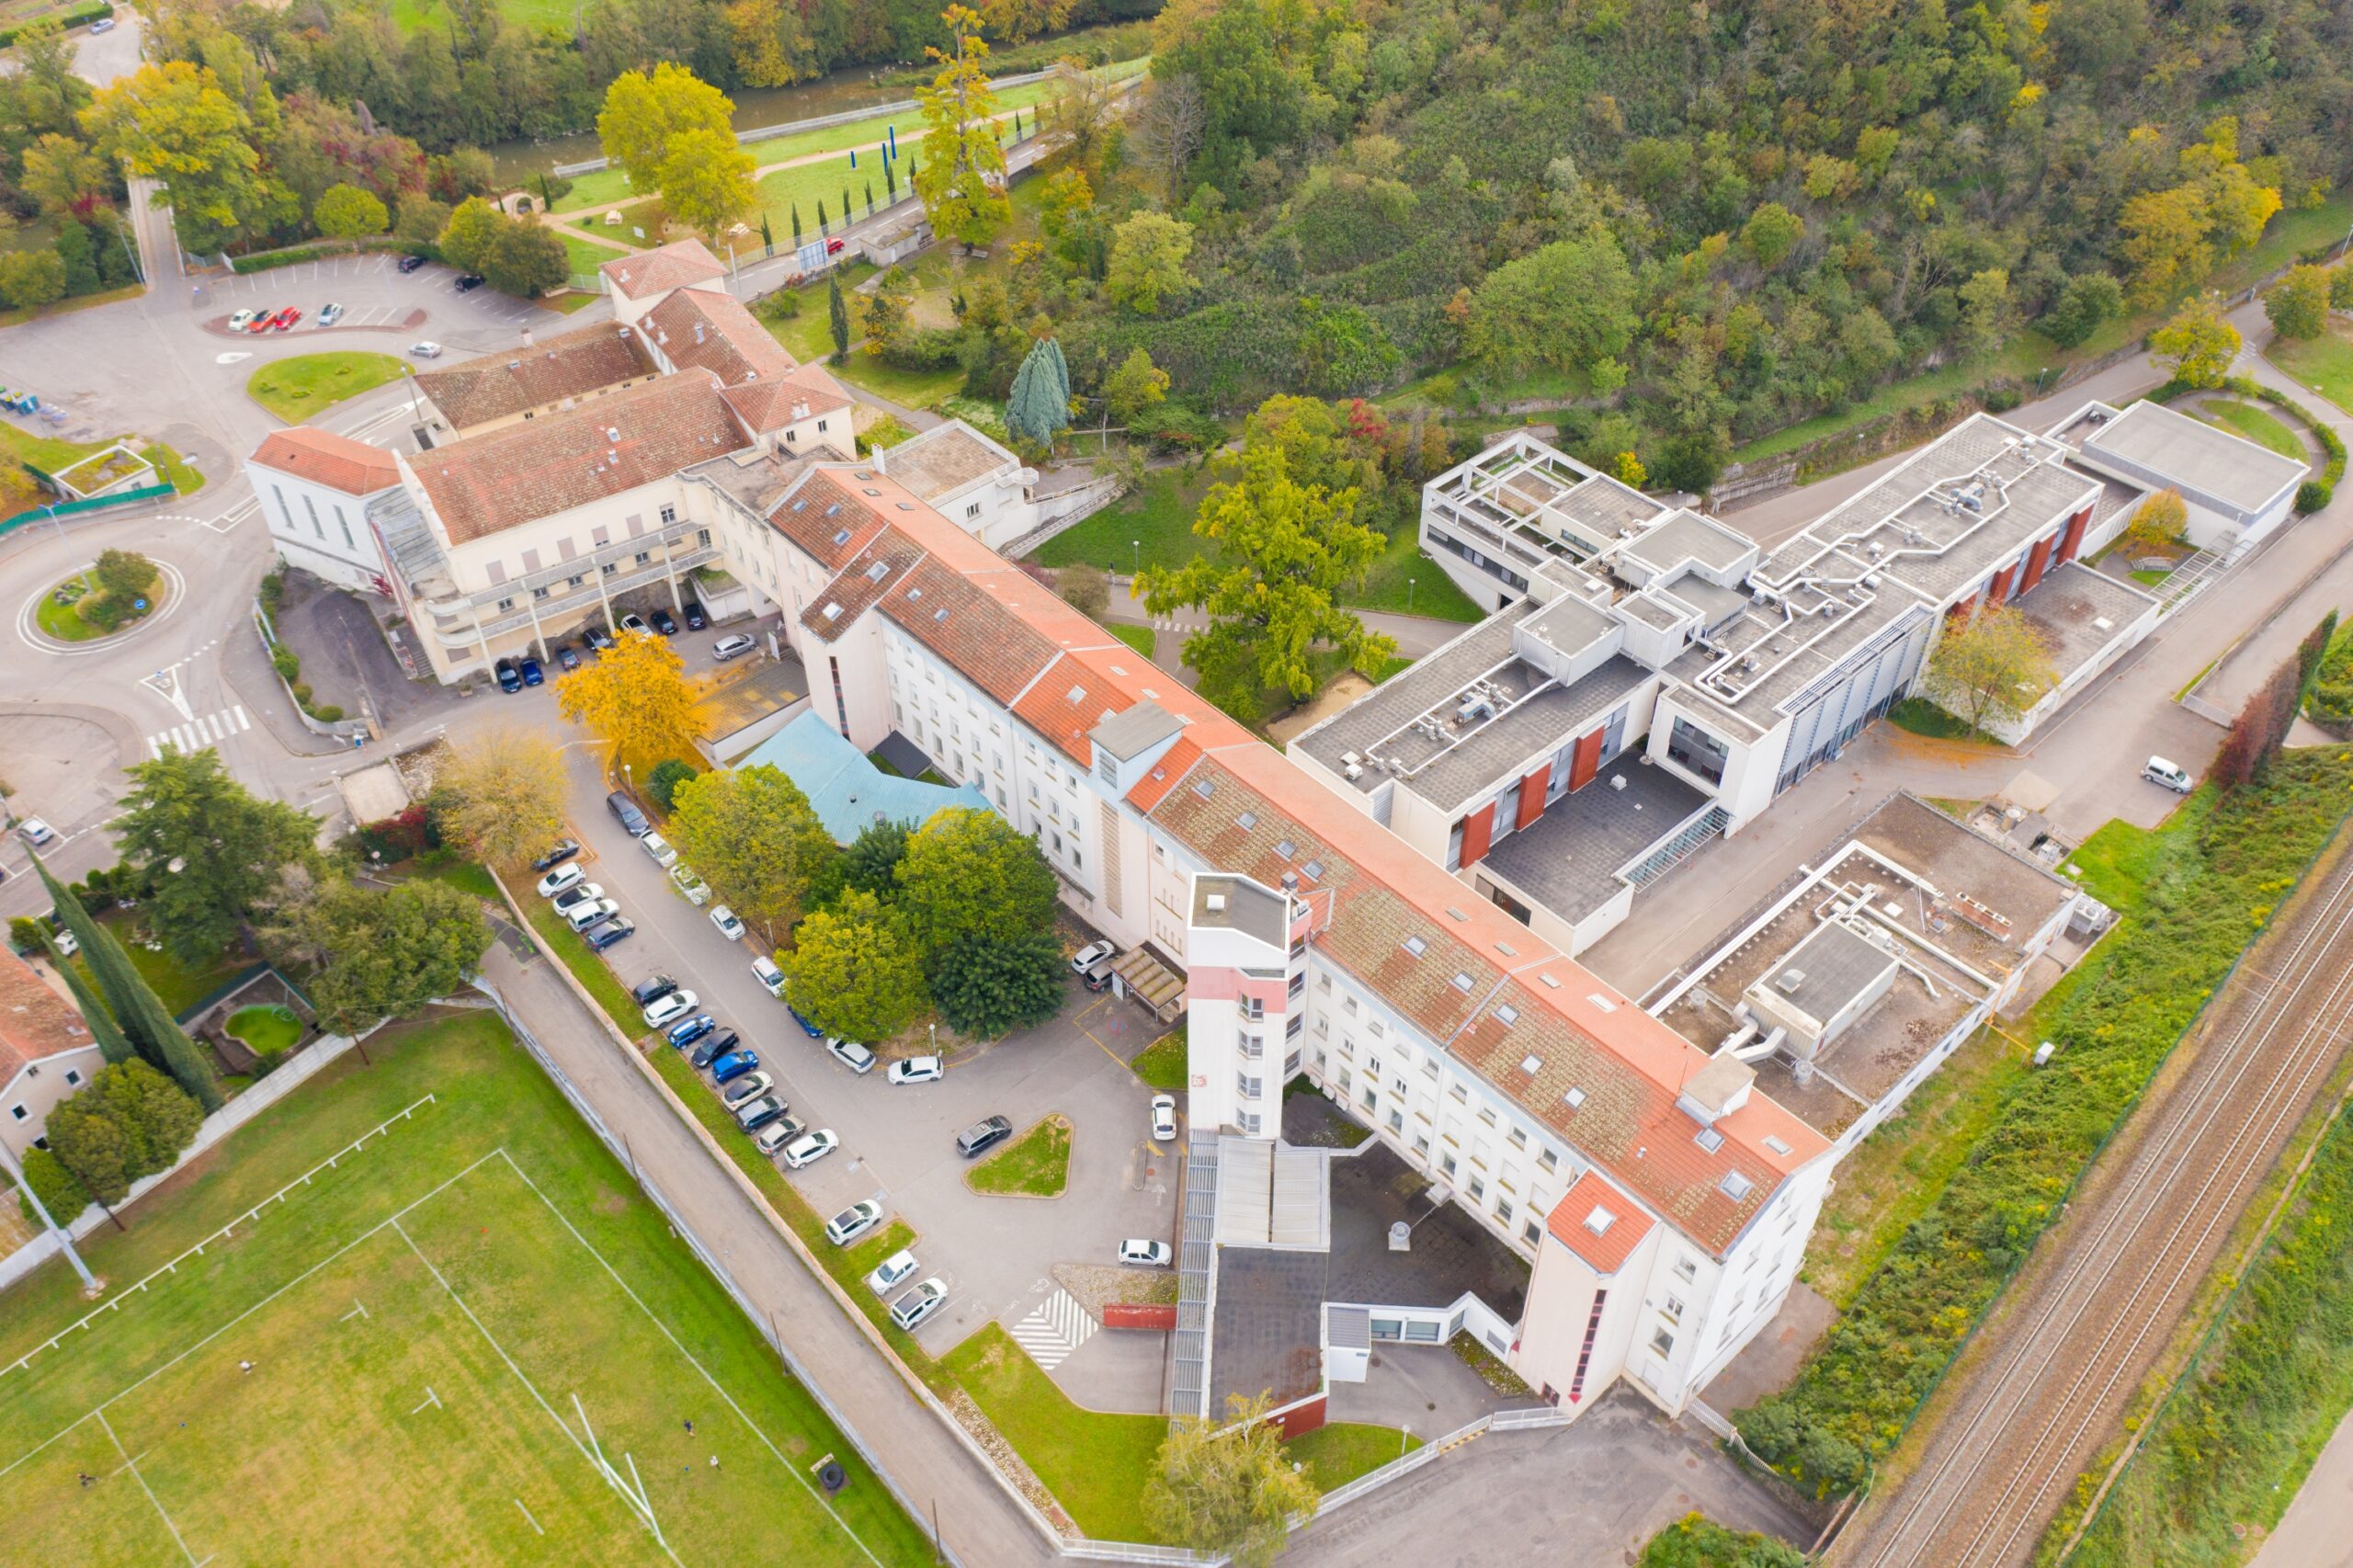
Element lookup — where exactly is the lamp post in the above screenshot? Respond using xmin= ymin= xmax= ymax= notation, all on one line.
xmin=0 ymin=1138 xmax=97 ymax=1288
xmin=1131 ymin=540 xmax=1140 ymax=577
xmin=1407 ymin=576 xmax=1416 ymax=614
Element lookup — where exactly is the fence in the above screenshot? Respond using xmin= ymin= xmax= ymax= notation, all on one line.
xmin=0 ymin=483 xmax=175 ymax=540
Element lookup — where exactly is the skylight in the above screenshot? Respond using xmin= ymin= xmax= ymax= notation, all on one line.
xmin=1586 ymin=993 xmax=1618 ymax=1013
xmin=1450 ymin=971 xmax=1473 ymax=993
xmin=1496 ymin=1004 xmax=1519 ymax=1026
xmin=865 ymin=561 xmax=890 ymax=581
xmin=1719 ymin=1172 xmax=1755 ymax=1201
xmin=1066 ymin=685 xmax=1086 ymax=704
xmin=1518 ymin=1052 xmax=1540 ymax=1074
xmin=1694 ymin=1127 xmax=1724 ymax=1153
xmin=1236 ymin=811 xmax=1257 ymax=830
xmin=821 ymin=603 xmax=840 ymax=620
xmin=1302 ymin=859 xmax=1324 ymax=880
xmin=832 ymin=529 xmax=851 ymax=546
xmin=1563 ymin=1086 xmax=1586 ymax=1109
xmin=1275 ymin=838 xmax=1296 ymax=858
xmin=1402 ymin=935 xmax=1427 ymax=957
xmin=1764 ymin=1135 xmax=1793 ymax=1155
xmin=1583 ymin=1205 xmax=1616 ymax=1236
xmin=1194 ymin=778 xmax=1215 ymax=800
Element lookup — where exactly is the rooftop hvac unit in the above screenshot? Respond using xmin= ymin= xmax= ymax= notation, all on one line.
xmin=1774 ymin=969 xmax=1806 ymax=995
xmin=1341 ymin=751 xmax=1362 ymax=767
xmin=1343 ymin=763 xmax=1364 ymax=780
xmin=1609 ymin=774 xmax=1628 ymax=790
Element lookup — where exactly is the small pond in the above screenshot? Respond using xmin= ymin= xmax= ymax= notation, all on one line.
xmin=224 ymin=1004 xmax=302 ymax=1056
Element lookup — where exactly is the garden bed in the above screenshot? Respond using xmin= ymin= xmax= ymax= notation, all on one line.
xmin=965 ymin=1114 xmax=1071 ymax=1197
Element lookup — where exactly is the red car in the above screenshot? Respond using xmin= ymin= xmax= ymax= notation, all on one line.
xmin=246 ymin=309 xmax=278 ymax=334
xmin=271 ymin=307 xmax=301 ymax=331
xmin=825 ymin=237 xmax=846 ymax=256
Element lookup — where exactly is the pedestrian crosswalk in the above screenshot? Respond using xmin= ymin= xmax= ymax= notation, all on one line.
xmin=149 ymin=706 xmax=251 ymax=757
xmin=1007 ymin=1289 xmax=1097 ymax=1371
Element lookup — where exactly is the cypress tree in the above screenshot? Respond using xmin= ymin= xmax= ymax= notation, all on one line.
xmin=827 ymin=272 xmax=850 ymax=363
xmin=760 ymin=214 xmax=774 ymax=253
xmin=39 ymin=928 xmax=134 ymax=1065
xmin=864 ymin=180 xmax=874 ymax=217
xmin=841 ymin=186 xmax=852 ymax=224
xmin=884 ymin=158 xmax=897 ymax=200
xmin=33 ymin=854 xmax=222 ymax=1112
xmin=791 ymin=203 xmax=803 ymax=243
xmin=818 ymin=199 xmax=829 ymax=233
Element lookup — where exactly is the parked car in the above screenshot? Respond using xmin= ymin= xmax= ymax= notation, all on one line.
xmin=956 ymin=1116 xmax=1013 ymax=1159
xmin=494 ymin=658 xmax=523 ymax=693
xmin=644 ymin=990 xmax=701 ymax=1028
xmin=584 ymin=915 xmax=634 ymax=950
xmin=712 ymin=633 xmax=757 ymax=661
xmin=583 ymin=625 xmax=614 ymax=651
xmin=670 ymin=863 xmax=711 ymax=905
xmin=786 ymin=1006 xmax=824 ymax=1039
xmin=683 ymin=601 xmax=708 ymax=631
xmin=737 ymin=1096 xmax=791 ymax=1133
xmin=650 ymin=607 xmax=678 ymax=635
xmin=640 ymin=831 xmax=678 ymax=869
xmin=318 ymin=302 xmax=345 ymax=325
xmin=890 ymin=1278 xmax=948 ymax=1331
xmin=51 ymin=927 xmax=78 ymax=958
xmin=1117 ymin=1239 xmax=1174 ymax=1268
xmin=606 ymin=790 xmax=649 ymax=836
xmin=866 ymin=1248 xmax=920 ymax=1295
xmin=2143 ymin=756 xmax=2194 ymax=793
xmin=781 ymin=1129 xmax=839 ymax=1169
xmin=631 ymin=973 xmax=679 ymax=1007
xmin=246 ymin=310 xmax=278 ymax=335
xmin=227 ymin=309 xmax=257 ymax=330
xmin=271 ymin=307 xmax=301 ymax=330
xmin=752 ymin=956 xmax=788 ymax=997
xmin=407 ymin=339 xmax=443 ymax=358
xmin=688 ymin=1031 xmax=740 ymax=1070
xmin=828 ymin=1038 xmax=877 ymax=1075
xmin=530 ymin=838 xmax=580 ymax=873
xmin=1080 ymin=960 xmax=1115 ymax=994
xmin=87 ymin=16 xmax=114 ymax=30
xmin=17 ymin=818 xmax=55 ymax=847
xmin=1151 ymin=1094 xmax=1178 ymax=1142
xmin=754 ymin=1113 xmax=807 ymax=1153
xmin=397 ymin=254 xmax=428 ymax=273
xmin=1070 ymin=940 xmax=1116 ymax=975
xmin=563 ymin=898 xmax=620 ymax=933
xmin=536 ymin=863 xmax=585 ymax=898
xmin=518 ymin=656 xmax=544 ymax=687
xmin=824 ymin=1199 xmax=884 ymax=1245
xmin=825 ymin=237 xmax=847 ymax=256
xmin=549 ymin=881 xmax=604 ymax=914
xmin=665 ymin=1013 xmax=717 ymax=1049
xmin=554 ymin=643 xmax=582 ymax=673
xmin=888 ymin=1055 xmax=942 ymax=1086
xmin=710 ymin=905 xmax=746 ymax=941
xmin=619 ymin=612 xmax=651 ymax=636
xmin=453 ymin=273 xmax=485 ymax=291
xmin=709 ymin=1048 xmax=757 ymax=1085
xmin=722 ymin=1072 xmax=773 ymax=1110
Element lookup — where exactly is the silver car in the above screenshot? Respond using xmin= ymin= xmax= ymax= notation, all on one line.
xmin=890 ymin=1278 xmax=949 ymax=1331
xmin=866 ymin=1248 xmax=919 ymax=1295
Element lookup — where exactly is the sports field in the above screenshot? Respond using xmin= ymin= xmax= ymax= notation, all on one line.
xmin=0 ymin=1012 xmax=931 ymax=1566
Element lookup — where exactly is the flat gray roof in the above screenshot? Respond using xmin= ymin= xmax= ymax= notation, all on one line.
xmin=1766 ymin=920 xmax=1898 ymax=1021
xmin=2086 ymin=400 xmax=2306 ymax=517
xmin=1091 ymin=699 xmax=1184 ymax=761
xmin=2009 ymin=562 xmax=2159 ymax=683
xmin=1476 ymin=756 xmax=1711 ymax=924
xmin=1194 ymin=875 xmax=1290 ymax=948
xmin=1621 ymin=508 xmax=1755 ymax=575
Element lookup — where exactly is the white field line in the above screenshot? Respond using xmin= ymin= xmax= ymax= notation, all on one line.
xmin=97 ymin=1407 xmax=197 ymax=1565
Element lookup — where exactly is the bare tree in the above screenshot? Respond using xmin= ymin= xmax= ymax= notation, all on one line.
xmin=1131 ymin=74 xmax=1205 ymax=203
xmin=436 ymin=727 xmax=570 ymax=868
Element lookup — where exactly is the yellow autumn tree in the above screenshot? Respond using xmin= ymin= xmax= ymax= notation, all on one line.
xmin=554 ymin=630 xmax=702 ymax=775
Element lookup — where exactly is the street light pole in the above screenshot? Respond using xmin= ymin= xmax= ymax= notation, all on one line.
xmin=1131 ymin=540 xmax=1140 ymax=577
xmin=0 ymin=1138 xmax=97 ymax=1290
xmin=1407 ymin=576 xmax=1415 ymax=614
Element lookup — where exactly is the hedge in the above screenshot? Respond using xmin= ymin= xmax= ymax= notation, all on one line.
xmin=1738 ymin=750 xmax=2353 ymax=1496
xmin=17 ymin=1144 xmax=91 ymax=1226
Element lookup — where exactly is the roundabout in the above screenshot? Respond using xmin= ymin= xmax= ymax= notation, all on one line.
xmin=16 ymin=557 xmax=188 ymax=654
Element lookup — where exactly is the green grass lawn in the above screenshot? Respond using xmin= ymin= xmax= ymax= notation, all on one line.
xmin=247 ymin=352 xmax=410 ymax=424
xmin=832 ymin=352 xmax=964 ymax=411
xmin=965 ymin=1115 xmax=1071 ymax=1197
xmin=1129 ymin=1032 xmax=1187 ymax=1091
xmin=2267 ymin=325 xmax=2353 ymax=418
xmin=0 ymin=1011 xmax=933 ymax=1565
xmin=2131 ymin=567 xmax=2173 ymax=586
xmin=2196 ymin=397 xmax=2306 ymax=460
xmin=72 ymin=919 xmax=252 ymax=1020
xmin=386 ymin=0 xmax=577 ymax=30
xmin=1884 ymin=696 xmax=1995 ymax=744
xmin=518 ymin=893 xmax=647 ymax=1036
xmin=224 ymin=1004 xmax=301 ymax=1054
xmin=2068 ymin=806 xmax=2196 ymax=915
xmin=1350 ymin=517 xmax=1486 ymax=621
xmin=33 ymin=567 xmax=161 ymax=642
xmin=1284 ymin=1422 xmax=1421 ymax=1489
xmin=941 ymin=1323 xmax=1165 ymax=1540
xmin=558 ymin=230 xmax=627 ymax=276
xmin=1109 ymin=622 xmax=1155 ymax=657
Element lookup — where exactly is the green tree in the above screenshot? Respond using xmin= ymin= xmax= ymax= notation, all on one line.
xmin=82 ymin=61 xmax=292 ymax=256
xmin=913 ymin=6 xmax=1011 ymax=249
xmin=1462 ymin=236 xmax=1635 ymax=378
xmin=1006 ymin=335 xmax=1072 ymax=447
xmin=665 ymin=765 xmax=835 ymax=944
xmin=93 ymin=548 xmax=156 ymax=604
xmin=1740 ymin=202 xmax=1804 ymax=269
xmin=1143 ymin=1393 xmax=1323 ymax=1568
xmin=893 ymin=807 xmax=1056 ymax=951
xmin=791 ymin=202 xmax=804 ymax=243
xmin=597 ymin=63 xmax=736 ymax=196
xmin=2264 ymin=264 xmax=2332 ymax=340
xmin=115 ymin=749 xmax=314 ymax=969
xmin=2039 ymin=272 xmax=2123 ymax=348
xmin=2333 ymin=267 xmax=2353 ymax=312
xmin=313 ymin=182 xmax=390 ymax=245
xmin=783 ymin=889 xmax=927 ymax=1040
xmin=657 ymin=125 xmax=758 ymax=241
xmin=34 ymin=854 xmax=219 ymax=1108
xmin=19 ymin=1146 xmax=91 ymax=1221
xmin=46 ymin=1061 xmax=202 ymax=1205
xmin=646 ymin=758 xmax=699 ymax=812
xmin=1957 ymin=267 xmax=2013 ymax=358
xmin=0 ymin=249 xmax=67 ymax=311
xmin=1103 ymin=348 xmax=1169 ymax=425
xmin=1139 ymin=442 xmax=1397 ymax=711
xmin=260 ymin=872 xmax=491 ymax=1036
xmin=838 ymin=819 xmax=912 ymax=898
xmin=38 ymin=929 xmax=133 ymax=1064
xmin=52 ymin=217 xmax=100 ymax=296
xmin=44 ymin=1090 xmax=133 ymax=1204
xmin=1104 ymin=211 xmax=1196 ymax=314
xmin=927 ymin=931 xmax=1063 ymax=1037
xmin=394 ymin=196 xmax=451 ymax=252
xmin=2151 ymin=296 xmax=2240 ymax=388
xmin=478 ymin=218 xmax=569 ymax=298
xmin=1927 ymin=603 xmax=2060 ymax=735
xmin=828 ymin=270 xmax=851 ymax=361
xmin=20 ymin=133 xmax=111 ymax=219
xmin=436 ymin=196 xmax=504 ymax=272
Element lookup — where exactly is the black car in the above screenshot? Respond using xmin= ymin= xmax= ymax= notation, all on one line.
xmin=956 ymin=1115 xmax=1014 ymax=1159
xmin=494 ymin=658 xmax=523 ymax=693
xmin=530 ymin=838 xmax=581 ymax=874
xmin=397 ymin=253 xmax=427 ymax=273
xmin=454 ymin=273 xmax=486 ymax=292
xmin=688 ymin=1031 xmax=739 ymax=1072
xmin=631 ymin=972 xmax=680 ymax=1006
xmin=584 ymin=915 xmax=634 ymax=950
xmin=554 ymin=643 xmax=582 ymax=673
xmin=650 ymin=607 xmax=678 ymax=636
xmin=683 ymin=600 xmax=708 ymax=631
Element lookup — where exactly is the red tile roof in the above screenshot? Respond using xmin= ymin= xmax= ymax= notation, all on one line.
xmin=415 ymin=322 xmax=654 ymax=431
xmin=248 ymin=427 xmax=402 ymax=496
xmin=801 ymin=525 xmax=930 ymax=642
xmin=723 ymin=365 xmax=856 ymax=434
xmin=1547 ymin=1172 xmax=1654 ymax=1275
xmin=643 ymin=288 xmax=799 ymax=387
xmin=415 ymin=374 xmax=749 ymax=544
xmin=601 ymin=239 xmax=729 ymax=301
xmin=767 ymin=469 xmax=899 ymax=573
xmin=0 ymin=948 xmax=97 ymax=1085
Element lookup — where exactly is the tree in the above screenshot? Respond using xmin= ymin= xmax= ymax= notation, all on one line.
xmin=1059 ymin=561 xmax=1110 ymax=619
xmin=394 ymin=196 xmax=451 ymax=252
xmin=656 ymin=125 xmax=758 ymax=241
xmin=980 ymin=0 xmax=1072 ymax=45
xmin=93 ymin=548 xmax=156 ymax=605
xmin=53 ymin=217 xmax=100 ymax=296
xmin=913 ymin=6 xmax=1011 ymax=249
xmin=782 ymin=889 xmax=927 ymax=1040
xmin=2334 ymin=267 xmax=2353 ymax=312
xmin=1103 ymin=348 xmax=1169 ymax=425
xmin=2124 ymin=489 xmax=2188 ymax=552
xmin=1462 ymin=235 xmax=1635 ymax=378
xmin=435 ymin=728 xmax=568 ymax=867
xmin=597 ymin=63 xmax=736 ymax=196
xmin=927 ymin=931 xmax=1063 ymax=1036
xmin=46 ymin=1061 xmax=202 ymax=1205
xmin=828 ymin=270 xmax=851 ymax=361
xmin=862 ymin=265 xmax=917 ymax=356
xmin=837 ymin=820 xmax=912 ymax=898
xmin=1740 ymin=202 xmax=1804 ymax=269
xmin=1104 ymin=211 xmax=1196 ymax=314
xmin=646 ymin=758 xmax=699 ymax=812
xmin=436 ymin=196 xmax=504 ymax=272
xmin=1005 ymin=335 xmax=1072 ymax=447
xmin=893 ymin=807 xmax=1056 ymax=952
xmin=1957 ymin=267 xmax=2013 ymax=359
xmin=2040 ymin=272 xmax=2123 ymax=348
xmin=2151 ymin=296 xmax=2239 ymax=388
xmin=0 ymin=249 xmax=67 ymax=311
xmin=44 ymin=1089 xmax=134 ymax=1204
xmin=665 ymin=765 xmax=834 ymax=942
xmin=2213 ymin=653 xmax=2302 ymax=790
xmin=115 ymin=749 xmax=314 ymax=969
xmin=34 ymin=854 xmax=220 ymax=1109
xmin=554 ymin=628 xmax=703 ymax=773
xmin=21 ymin=133 xmax=110 ymax=219
xmin=38 ymin=928 xmax=132 ymax=1065
xmin=1927 ymin=604 xmax=2060 ymax=736
xmin=82 ymin=61 xmax=291 ymax=256
xmin=477 ymin=219 xmax=569 ymax=298
xmin=2264 ymin=265 xmax=2332 ymax=340
xmin=1143 ymin=1393 xmax=1322 ymax=1568
xmin=259 ymin=872 xmax=490 ymax=1035
xmin=1139 ymin=443 xmax=1398 ymax=711
xmin=313 ymin=182 xmax=390 ymax=246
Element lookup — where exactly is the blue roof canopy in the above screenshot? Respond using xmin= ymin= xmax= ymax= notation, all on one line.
xmin=737 ymin=711 xmax=987 ymax=843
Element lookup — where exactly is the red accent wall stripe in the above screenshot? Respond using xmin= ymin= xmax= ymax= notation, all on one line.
xmin=2018 ymin=535 xmax=2055 ymax=594
xmin=1460 ymin=801 xmax=1495 ymax=869
xmin=2055 ymin=505 xmax=2092 ymax=564
xmin=1516 ymin=767 xmax=1550 ymax=830
xmin=1567 ymin=728 xmax=1606 ymax=792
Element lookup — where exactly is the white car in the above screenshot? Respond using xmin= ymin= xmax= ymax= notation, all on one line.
xmin=1117 ymin=1239 xmax=1174 ymax=1267
xmin=824 ymin=1199 xmax=884 ymax=1245
xmin=781 ymin=1129 xmax=838 ymax=1169
xmin=713 ymin=633 xmax=758 ymax=661
xmin=563 ymin=897 xmax=620 ymax=932
xmin=620 ymin=612 xmax=652 ymax=636
xmin=866 ymin=1248 xmax=919 ymax=1295
xmin=890 ymin=1278 xmax=949 ymax=1331
xmin=2143 ymin=756 xmax=2194 ymax=794
xmin=537 ymin=863 xmax=585 ymax=898
xmin=1150 ymin=1094 xmax=1178 ymax=1142
xmin=752 ymin=955 xmax=788 ymax=997
xmin=318 ymin=302 xmax=345 ymax=325
xmin=549 ymin=881 xmax=604 ymax=914
xmin=1070 ymin=939 xmax=1116 ymax=975
xmin=409 ymin=340 xmax=444 ymax=358
xmin=640 ymin=831 xmax=677 ymax=869
xmin=888 ymin=1054 xmax=942 ymax=1085
xmin=710 ymin=904 xmax=745 ymax=941
xmin=721 ymin=1071 xmax=773 ymax=1109
xmin=828 ymin=1038 xmax=877 ymax=1074
xmin=227 ymin=308 xmax=257 ymax=330
xmin=642 ymin=989 xmax=699 ymax=1028
xmin=670 ymin=862 xmax=711 ymax=904
xmin=87 ymin=16 xmax=115 ymax=30
xmin=17 ymin=818 xmax=56 ymax=847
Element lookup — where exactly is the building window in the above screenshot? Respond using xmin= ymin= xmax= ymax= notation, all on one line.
xmin=1467 ymin=1176 xmax=1485 ymax=1201
xmin=1439 ymin=1152 xmax=1458 ymax=1176
xmin=303 ymin=494 xmax=323 ymax=537
xmin=1404 ymin=1320 xmax=1441 ymax=1343
xmin=1674 ymin=1255 xmax=1697 ymax=1283
xmin=818 ymin=418 xmax=829 ymax=433
xmin=659 ymin=505 xmax=676 ymax=524
xmin=1387 ymin=1108 xmax=1404 ymax=1133
xmin=1662 ymin=1295 xmax=1685 ymax=1325
xmin=1538 ymin=1148 xmax=1559 ymax=1173
xmin=1496 ymin=1199 xmax=1513 ymax=1226
xmin=7 ymin=1106 xmax=23 ymax=1121
xmin=64 ymin=1069 xmax=82 ymax=1086
xmin=568 ymin=574 xmax=585 ymax=587
xmin=496 ymin=597 xmax=515 ymax=611
xmin=1523 ymin=1219 xmax=1543 ymax=1246
xmin=1413 ymin=1133 xmax=1431 ymax=1156
xmin=1666 ymin=715 xmax=1730 ymax=787
xmin=533 ymin=585 xmax=550 ymax=599
xmin=633 ymin=551 xmax=652 ymax=566
xmin=1651 ymin=1328 xmax=1676 ymax=1358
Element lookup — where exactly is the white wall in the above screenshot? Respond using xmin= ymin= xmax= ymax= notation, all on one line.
xmin=248 ymin=461 xmax=393 ymax=593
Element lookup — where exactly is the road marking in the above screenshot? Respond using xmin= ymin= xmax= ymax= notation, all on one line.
xmin=1006 ymin=1288 xmax=1095 ymax=1371
xmin=150 ymin=706 xmax=248 ymax=757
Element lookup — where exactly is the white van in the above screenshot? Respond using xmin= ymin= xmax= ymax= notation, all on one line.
xmin=640 ymin=830 xmax=679 ymax=869
xmin=751 ymin=955 xmax=787 ymax=997
xmin=2142 ymin=756 xmax=2194 ymax=794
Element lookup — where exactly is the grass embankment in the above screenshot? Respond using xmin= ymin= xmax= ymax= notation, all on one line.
xmin=1883 ymin=696 xmax=1996 ymax=744
xmin=966 ymin=1114 xmax=1071 ymax=1197
xmin=2268 ymin=324 xmax=2353 ymax=418
xmin=2196 ymin=396 xmax=2306 ymax=459
xmin=517 ymin=888 xmax=647 ymax=1033
xmin=943 ymin=1323 xmax=1165 ymax=1538
xmin=1285 ymin=1422 xmax=1423 ymax=1489
xmin=558 ymin=230 xmax=627 ymax=275
xmin=2068 ymin=1084 xmax=2353 ymax=1565
xmin=1128 ymin=1032 xmax=1187 ymax=1091
xmin=1639 ymin=1514 xmax=1807 ymax=1567
xmin=1740 ymin=751 xmax=2353 ymax=1496
xmin=247 ymin=352 xmax=409 ymax=423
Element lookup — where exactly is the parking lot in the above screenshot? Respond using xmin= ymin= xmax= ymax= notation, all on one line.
xmin=194 ymin=251 xmax=557 ymax=341
xmin=544 ymin=734 xmax=1183 ymax=1406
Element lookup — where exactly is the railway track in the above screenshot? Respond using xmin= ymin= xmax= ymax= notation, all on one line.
xmin=1831 ymin=830 xmax=2353 ymax=1568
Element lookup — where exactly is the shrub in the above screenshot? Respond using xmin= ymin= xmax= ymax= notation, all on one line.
xmin=8 ymin=915 xmax=43 ymax=953
xmin=752 ymin=287 xmax=802 ymax=323
xmin=270 ymin=645 xmax=301 ymax=684
xmin=645 ymin=758 xmax=698 ymax=812
xmin=1975 ymin=380 xmax=2023 ymax=413
xmin=18 ymin=1146 xmax=90 ymax=1224
xmin=2298 ymin=479 xmax=2333 ymax=514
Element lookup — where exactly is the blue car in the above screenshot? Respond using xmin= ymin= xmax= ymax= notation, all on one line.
xmin=787 ymin=1006 xmax=824 ymax=1040
xmin=519 ymin=656 xmax=544 ymax=687
xmin=494 ymin=658 xmax=523 ymax=693
xmin=554 ymin=643 xmax=581 ymax=673
xmin=584 ymin=915 xmax=633 ymax=950
xmin=710 ymin=1050 xmax=759 ymax=1085
xmin=667 ymin=1014 xmax=717 ymax=1049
